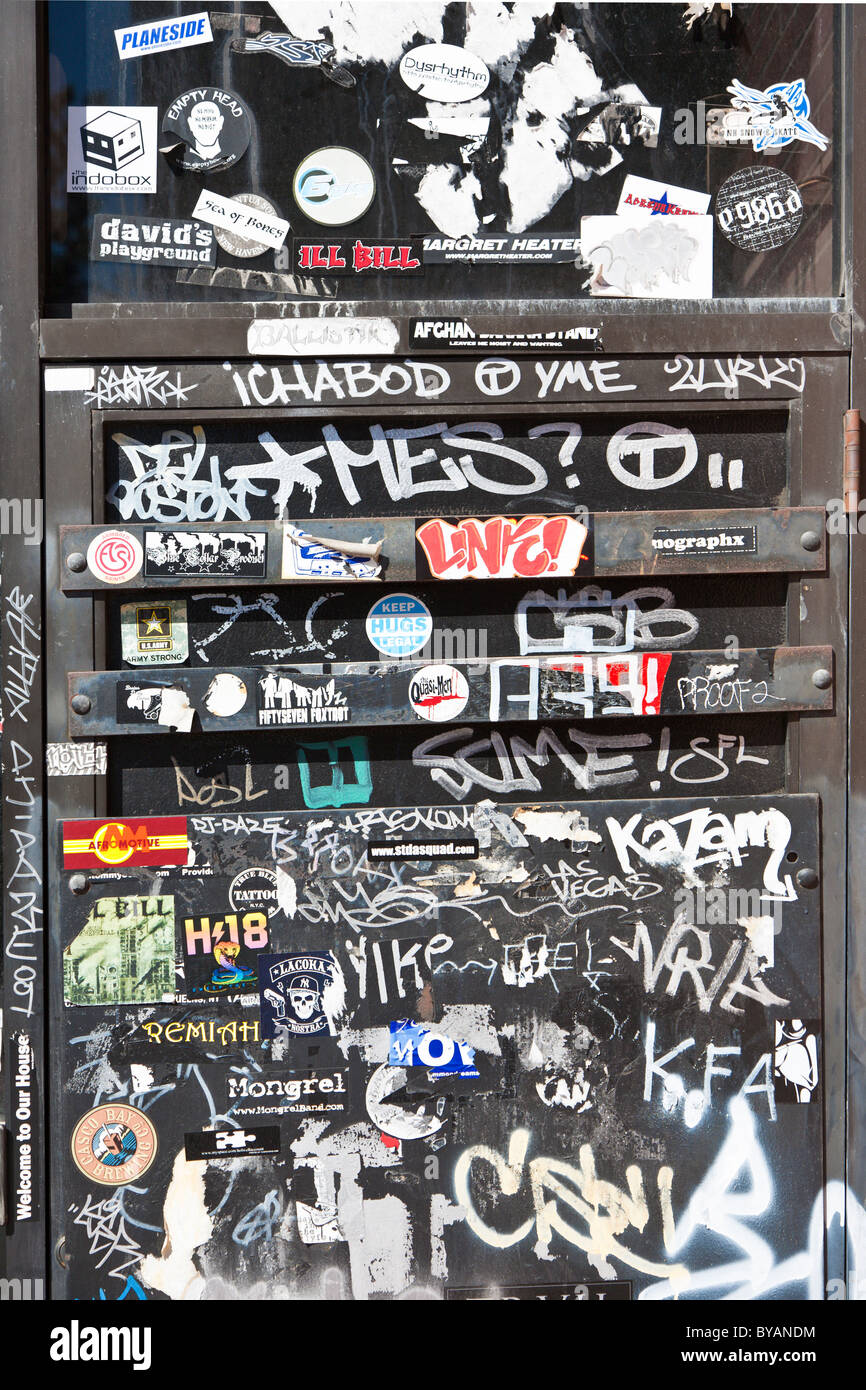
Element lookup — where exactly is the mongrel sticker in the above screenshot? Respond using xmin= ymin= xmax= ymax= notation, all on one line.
xmin=398 ymin=43 xmax=489 ymax=103
xmin=408 ymin=664 xmax=469 ymax=722
xmin=366 ymin=594 xmax=432 ymax=657
xmin=86 ymin=529 xmax=143 ymax=584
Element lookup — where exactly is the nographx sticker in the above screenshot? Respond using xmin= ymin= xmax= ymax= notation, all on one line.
xmin=121 ymin=600 xmax=188 ymax=666
xmin=184 ymin=1126 xmax=280 ymax=1161
xmin=180 ymin=909 xmax=271 ymax=998
xmin=651 ymin=525 xmax=757 ymax=557
xmin=258 ymin=952 xmax=343 ymax=1038
xmin=773 ymin=1019 xmax=820 ymax=1103
xmin=144 ymin=530 xmax=266 ymax=578
xmin=161 ymin=87 xmax=251 ymax=173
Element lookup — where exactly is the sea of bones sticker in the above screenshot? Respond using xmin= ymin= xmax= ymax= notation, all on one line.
xmin=408 ymin=664 xmax=469 ymax=722
xmin=63 ymin=895 xmax=175 ymax=1006
xmin=184 ymin=1126 xmax=280 ymax=1161
xmin=144 ymin=530 xmax=266 ymax=578
xmin=726 ymin=78 xmax=829 ymax=153
xmin=161 ymin=88 xmax=251 ymax=173
xmin=292 ymin=147 xmax=376 ymax=226
xmin=258 ymin=952 xmax=343 ymax=1038
xmin=211 ymin=193 xmax=285 ymax=258
xmin=68 ymin=106 xmax=158 ymax=194
xmin=71 ymin=1105 xmax=158 ymax=1186
xmin=86 ymin=529 xmax=143 ymax=584
xmin=181 ymin=909 xmax=270 ymax=997
xmin=257 ymin=674 xmax=349 ymax=727
xmin=90 ymin=216 xmax=215 ymax=267
xmin=117 ymin=681 xmax=195 ymax=732
xmin=715 ymin=167 xmax=804 ymax=252
xmin=366 ymin=593 xmax=433 ymax=658
xmin=282 ymin=526 xmax=382 ymax=579
xmin=62 ymin=817 xmax=189 ymax=870
xmin=773 ymin=1019 xmax=820 ymax=1103
xmin=121 ymin=600 xmax=188 ymax=666
xmin=115 ymin=11 xmax=212 ymax=59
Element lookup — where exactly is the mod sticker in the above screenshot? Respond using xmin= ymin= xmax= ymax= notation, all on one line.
xmin=282 ymin=526 xmax=382 ymax=579
xmin=366 ymin=594 xmax=432 ymax=657
xmin=68 ymin=106 xmax=158 ymax=194
xmin=258 ymin=952 xmax=344 ymax=1039
xmin=651 ymin=525 xmax=757 ymax=556
xmin=408 ymin=664 xmax=469 ymax=722
xmin=213 ymin=194 xmax=284 ymax=258
xmin=121 ymin=600 xmax=188 ymax=666
xmin=115 ymin=11 xmax=212 ymax=58
xmin=258 ymin=674 xmax=349 ymax=727
xmin=71 ymin=1104 xmax=158 ymax=1186
xmin=184 ymin=1126 xmax=280 ymax=1161
xmin=144 ymin=530 xmax=266 ymax=578
xmin=91 ymin=216 xmax=216 ymax=268
xmin=398 ymin=43 xmax=489 ymax=103
xmin=415 ymin=515 xmax=590 ymax=580
xmin=87 ymin=529 xmax=143 ymax=585
xmin=62 ymin=817 xmax=189 ymax=870
xmin=64 ymin=895 xmax=175 ymax=1006
xmin=292 ymin=147 xmax=376 ymax=226
xmin=715 ymin=167 xmax=804 ymax=252
xmin=192 ymin=190 xmax=289 ymax=252
xmin=117 ymin=681 xmax=194 ymax=732
xmin=161 ymin=88 xmax=251 ymax=173
xmin=181 ymin=910 xmax=270 ymax=997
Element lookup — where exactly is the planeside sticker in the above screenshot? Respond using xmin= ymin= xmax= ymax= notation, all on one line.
xmin=398 ymin=43 xmax=489 ymax=103
xmin=715 ymin=167 xmax=803 ymax=252
xmin=91 ymin=216 xmax=215 ymax=268
xmin=68 ymin=106 xmax=158 ymax=193
xmin=161 ymin=88 xmax=251 ymax=173
xmin=366 ymin=594 xmax=432 ymax=657
xmin=71 ymin=1105 xmax=157 ymax=1186
xmin=192 ymin=190 xmax=289 ymax=252
xmin=292 ymin=147 xmax=376 ymax=226
xmin=115 ymin=12 xmax=212 ymax=59
xmin=121 ymin=600 xmax=188 ymax=666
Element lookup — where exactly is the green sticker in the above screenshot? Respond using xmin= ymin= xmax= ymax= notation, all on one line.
xmin=121 ymin=599 xmax=188 ymax=665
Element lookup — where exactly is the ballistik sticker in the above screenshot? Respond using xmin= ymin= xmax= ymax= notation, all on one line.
xmin=71 ymin=1105 xmax=157 ymax=1186
xmin=651 ymin=525 xmax=757 ymax=556
xmin=161 ymin=88 xmax=251 ymax=173
xmin=184 ymin=1126 xmax=280 ymax=1161
xmin=91 ymin=216 xmax=215 ymax=268
xmin=258 ymin=952 xmax=342 ymax=1038
xmin=121 ymin=600 xmax=188 ymax=666
xmin=715 ymin=167 xmax=803 ymax=252
xmin=62 ymin=817 xmax=189 ymax=870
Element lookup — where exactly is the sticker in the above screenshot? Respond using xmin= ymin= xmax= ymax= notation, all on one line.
xmin=445 ymin=1281 xmax=632 ymax=1301
xmin=64 ymin=895 xmax=175 ymax=1006
xmin=296 ymin=1201 xmax=344 ymax=1243
xmin=575 ymin=104 xmax=660 ymax=146
xmin=416 ymin=515 xmax=590 ymax=581
xmin=365 ymin=1064 xmax=446 ymax=1141
xmin=46 ymin=741 xmax=107 ymax=776
xmin=184 ymin=1126 xmax=280 ymax=1161
xmin=408 ymin=320 xmax=600 ymax=351
xmin=121 ymin=600 xmax=188 ymax=666
xmin=715 ymin=167 xmax=804 ymax=252
xmin=229 ymin=868 xmax=280 ymax=918
xmin=282 ymin=526 xmax=381 ymax=579
xmin=726 ymin=78 xmax=829 ymax=152
xmin=617 ymin=174 xmax=710 ymax=217
xmin=115 ymin=12 xmax=212 ymax=58
xmin=192 ymin=189 xmax=289 ymax=252
xmin=86 ymin=529 xmax=143 ymax=585
xmin=580 ymin=215 xmax=713 ymax=299
xmin=72 ymin=1105 xmax=158 ymax=1186
xmin=203 ymin=673 xmax=248 ymax=718
xmin=144 ymin=530 xmax=267 ymax=578
xmin=181 ymin=908 xmax=268 ymax=996
xmin=257 ymin=674 xmax=349 ymax=727
xmin=774 ymin=1019 xmax=820 ymax=1103
xmin=293 ymin=238 xmax=422 ymax=274
xmin=292 ymin=147 xmax=376 ymax=226
xmin=117 ymin=682 xmax=194 ymax=732
xmin=368 ymin=838 xmax=478 ymax=862
xmin=388 ymin=1021 xmax=478 ymax=1077
xmin=398 ymin=43 xmax=489 ymax=103
xmin=248 ymin=317 xmax=399 ymax=356
xmin=227 ymin=1068 xmax=348 ymax=1118
xmin=366 ymin=594 xmax=432 ymax=657
xmin=90 ymin=215 xmax=215 ymax=268
xmin=408 ymin=664 xmax=469 ymax=722
xmin=651 ymin=524 xmax=757 ymax=555
xmin=131 ymin=1016 xmax=261 ymax=1050
xmin=161 ymin=88 xmax=251 ymax=173
xmin=258 ymin=952 xmax=343 ymax=1038
xmin=213 ymin=194 xmax=283 ymax=258
xmin=62 ymin=816 xmax=189 ymax=870
xmin=67 ymin=106 xmax=158 ymax=194
xmin=422 ymin=235 xmax=581 ymax=265
xmin=234 ymin=32 xmax=355 ymax=87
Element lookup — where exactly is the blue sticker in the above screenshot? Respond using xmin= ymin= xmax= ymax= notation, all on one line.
xmin=726 ymin=79 xmax=829 ymax=153
xmin=366 ymin=593 xmax=433 ymax=658
xmin=388 ymin=1020 xmax=479 ymax=1077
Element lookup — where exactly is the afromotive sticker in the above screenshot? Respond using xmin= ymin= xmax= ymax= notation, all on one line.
xmin=117 ymin=681 xmax=195 ymax=732
xmin=227 ymin=1069 xmax=348 ymax=1119
xmin=651 ymin=524 xmax=757 ymax=556
xmin=161 ymin=88 xmax=251 ymax=173
xmin=366 ymin=594 xmax=432 ymax=657
xmin=715 ymin=167 xmax=804 ymax=252
xmin=71 ymin=1105 xmax=157 ymax=1186
xmin=258 ymin=952 xmax=343 ymax=1038
xmin=292 ymin=147 xmax=376 ymax=226
xmin=203 ymin=673 xmax=248 ymax=718
xmin=408 ymin=664 xmax=469 ymax=722
xmin=389 ymin=1021 xmax=479 ymax=1077
xmin=144 ymin=530 xmax=267 ymax=578
xmin=293 ymin=238 xmax=422 ymax=274
xmin=415 ymin=515 xmax=590 ymax=581
xmin=90 ymin=216 xmax=216 ymax=267
xmin=184 ymin=1126 xmax=280 ymax=1161
xmin=212 ymin=194 xmax=284 ymax=258
xmin=121 ymin=600 xmax=188 ymax=666
xmin=726 ymin=78 xmax=829 ymax=152
xmin=773 ymin=1019 xmax=820 ymax=1103
xmin=86 ymin=529 xmax=143 ymax=584
xmin=282 ymin=526 xmax=382 ymax=579
xmin=62 ymin=817 xmax=189 ymax=870
xmin=115 ymin=11 xmax=212 ymax=59
xmin=398 ymin=43 xmax=489 ymax=103
xmin=229 ymin=868 xmax=280 ymax=918
xmin=68 ymin=107 xmax=158 ymax=193
xmin=257 ymin=674 xmax=349 ymax=727
xmin=181 ymin=910 xmax=270 ymax=997
xmin=617 ymin=174 xmax=710 ymax=217
xmin=63 ymin=895 xmax=175 ymax=1006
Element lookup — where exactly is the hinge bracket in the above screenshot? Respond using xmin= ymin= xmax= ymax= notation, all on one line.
xmin=844 ymin=409 xmax=861 ymax=514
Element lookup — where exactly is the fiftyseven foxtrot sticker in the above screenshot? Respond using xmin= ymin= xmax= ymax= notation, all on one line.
xmin=115 ymin=11 xmax=212 ymax=58
xmin=71 ymin=1105 xmax=157 ymax=1186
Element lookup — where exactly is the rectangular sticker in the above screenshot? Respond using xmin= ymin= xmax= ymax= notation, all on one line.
xmin=184 ymin=1126 xmax=280 ymax=1161
xmin=445 ymin=1281 xmax=632 ymax=1300
xmin=409 ymin=319 xmax=601 ymax=351
xmin=62 ymin=816 xmax=189 ymax=870
xmin=192 ymin=189 xmax=289 ymax=250
xmin=256 ymin=674 xmax=350 ymax=727
xmin=121 ymin=599 xmax=189 ymax=665
xmin=64 ymin=895 xmax=175 ymax=1005
xmin=247 ymin=318 xmax=400 ymax=356
xmin=258 ymin=952 xmax=342 ymax=1039
xmin=281 ymin=526 xmax=382 ymax=580
xmin=116 ymin=681 xmax=194 ymax=732
xmin=580 ymin=214 xmax=713 ymax=299
xmin=388 ymin=1020 xmax=479 ymax=1077
xmin=46 ymin=741 xmax=107 ymax=776
xmin=115 ymin=11 xmax=212 ymax=58
xmin=90 ymin=216 xmax=215 ymax=268
xmin=368 ymin=838 xmax=478 ymax=862
xmin=651 ymin=524 xmax=757 ymax=556
xmin=227 ymin=1069 xmax=348 ymax=1119
xmin=180 ymin=910 xmax=271 ymax=999
xmin=617 ymin=174 xmax=711 ymax=217
xmin=144 ymin=530 xmax=267 ymax=579
xmin=773 ymin=1020 xmax=820 ymax=1104
xmin=67 ymin=106 xmax=158 ymax=194
xmin=422 ymin=234 xmax=582 ymax=265
xmin=293 ymin=238 xmax=423 ymax=275
xmin=415 ymin=515 xmax=591 ymax=581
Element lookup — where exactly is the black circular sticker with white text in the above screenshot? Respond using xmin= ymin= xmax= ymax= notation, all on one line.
xmin=715 ymin=166 xmax=803 ymax=252
xmin=161 ymin=87 xmax=251 ymax=174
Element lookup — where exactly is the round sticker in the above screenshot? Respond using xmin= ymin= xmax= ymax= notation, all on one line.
xmin=408 ymin=663 xmax=469 ymax=722
xmin=71 ymin=1104 xmax=158 ymax=1186
xmin=162 ymin=87 xmax=251 ymax=174
xmin=292 ymin=147 xmax=376 ymax=226
xmin=86 ymin=529 xmax=143 ymax=584
xmin=715 ymin=167 xmax=803 ymax=252
xmin=399 ymin=43 xmax=489 ymax=103
xmin=229 ymin=867 xmax=279 ymax=917
xmin=214 ymin=193 xmax=281 ymax=259
xmin=203 ymin=673 xmax=247 ymax=717
xmin=366 ymin=594 xmax=433 ymax=658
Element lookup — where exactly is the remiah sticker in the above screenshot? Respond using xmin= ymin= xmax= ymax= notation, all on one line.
xmin=161 ymin=88 xmax=251 ymax=173
xmin=292 ymin=147 xmax=376 ymax=227
xmin=366 ymin=593 xmax=432 ymax=657
xmin=71 ymin=1104 xmax=158 ymax=1186
xmin=715 ymin=167 xmax=803 ymax=252
xmin=399 ymin=43 xmax=489 ymax=103
xmin=408 ymin=663 xmax=469 ymax=721
xmin=87 ymin=529 xmax=143 ymax=584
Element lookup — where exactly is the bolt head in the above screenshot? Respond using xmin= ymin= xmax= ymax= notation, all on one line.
xmin=66 ymin=552 xmax=87 ymax=573
xmin=796 ymin=867 xmax=819 ymax=890
xmin=800 ymin=531 xmax=821 ymax=552
xmin=69 ymin=873 xmax=89 ymax=894
xmin=812 ymin=668 xmax=833 ymax=690
xmin=70 ymin=694 xmax=92 ymax=715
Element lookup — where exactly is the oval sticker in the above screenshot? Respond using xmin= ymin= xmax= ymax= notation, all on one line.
xmin=399 ymin=43 xmax=489 ymax=103
xmin=366 ymin=593 xmax=432 ymax=658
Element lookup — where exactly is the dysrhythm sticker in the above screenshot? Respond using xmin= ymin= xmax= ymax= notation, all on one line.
xmin=181 ymin=909 xmax=270 ymax=997
xmin=192 ymin=190 xmax=289 ymax=252
xmin=71 ymin=1105 xmax=158 ymax=1186
xmin=257 ymin=674 xmax=349 ymax=727
xmin=213 ymin=193 xmax=284 ymax=258
xmin=398 ymin=43 xmax=489 ymax=103
xmin=389 ymin=1020 xmax=479 ymax=1077
xmin=184 ymin=1126 xmax=280 ymax=1161
xmin=144 ymin=530 xmax=267 ymax=578
xmin=293 ymin=238 xmax=422 ymax=274
xmin=415 ymin=515 xmax=590 ymax=580
xmin=726 ymin=78 xmax=829 ymax=152
xmin=64 ymin=895 xmax=175 ymax=1006
xmin=90 ymin=216 xmax=216 ymax=268
xmin=62 ymin=816 xmax=189 ymax=870
xmin=67 ymin=106 xmax=158 ymax=194
xmin=161 ymin=88 xmax=251 ymax=173
xmin=715 ymin=167 xmax=804 ymax=252
xmin=121 ymin=599 xmax=188 ymax=666
xmin=651 ymin=524 xmax=757 ymax=556
xmin=203 ymin=673 xmax=248 ymax=718
xmin=229 ymin=868 xmax=280 ymax=918
xmin=117 ymin=681 xmax=194 ymax=732
xmin=366 ymin=593 xmax=432 ymax=657
xmin=292 ymin=147 xmax=376 ymax=226
xmin=115 ymin=11 xmax=212 ymax=58
xmin=282 ymin=526 xmax=381 ymax=579
xmin=86 ymin=529 xmax=143 ymax=584
xmin=617 ymin=174 xmax=710 ymax=217
xmin=408 ymin=664 xmax=469 ymax=722
xmin=258 ymin=952 xmax=342 ymax=1038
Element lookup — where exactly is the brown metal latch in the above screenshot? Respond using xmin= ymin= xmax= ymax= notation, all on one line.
xmin=844 ymin=408 xmax=861 ymax=514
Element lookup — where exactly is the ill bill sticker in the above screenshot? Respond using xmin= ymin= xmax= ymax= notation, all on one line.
xmin=62 ymin=817 xmax=189 ymax=870
xmin=121 ymin=599 xmax=188 ymax=665
xmin=71 ymin=1104 xmax=157 ymax=1186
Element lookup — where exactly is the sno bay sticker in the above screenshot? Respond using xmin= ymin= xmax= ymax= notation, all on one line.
xmin=68 ymin=106 xmax=158 ymax=194
xmin=144 ymin=530 xmax=266 ymax=578
xmin=91 ymin=216 xmax=215 ymax=267
xmin=408 ymin=664 xmax=469 ymax=722
xmin=366 ymin=594 xmax=432 ymax=657
xmin=161 ymin=88 xmax=251 ymax=173
xmin=399 ymin=43 xmax=489 ymax=103
xmin=193 ymin=189 xmax=289 ymax=252
xmin=651 ymin=525 xmax=757 ymax=556
xmin=71 ymin=1104 xmax=157 ymax=1186
xmin=257 ymin=674 xmax=349 ymax=727
xmin=258 ymin=952 xmax=342 ymax=1038
xmin=115 ymin=11 xmax=212 ymax=59
xmin=184 ymin=1126 xmax=280 ymax=1161
xmin=415 ymin=515 xmax=591 ymax=581
xmin=121 ymin=600 xmax=188 ymax=666
xmin=715 ymin=167 xmax=803 ymax=252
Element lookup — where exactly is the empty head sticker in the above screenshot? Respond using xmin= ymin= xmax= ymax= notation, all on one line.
xmin=161 ymin=88 xmax=251 ymax=173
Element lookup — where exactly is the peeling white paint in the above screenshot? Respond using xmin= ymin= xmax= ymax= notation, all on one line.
xmin=415 ymin=163 xmax=483 ymax=238
xmin=274 ymin=865 xmax=297 ymax=919
xmin=514 ymin=809 xmax=602 ymax=844
xmin=270 ymin=0 xmax=447 ymax=65
xmin=138 ymin=1150 xmax=213 ymax=1300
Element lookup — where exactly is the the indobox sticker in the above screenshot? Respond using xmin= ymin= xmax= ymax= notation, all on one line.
xmin=398 ymin=43 xmax=489 ymax=103
xmin=192 ymin=190 xmax=289 ymax=252
xmin=86 ymin=529 xmax=143 ymax=584
xmin=115 ymin=12 xmax=212 ymax=59
xmin=213 ymin=194 xmax=284 ymax=258
xmin=292 ymin=147 xmax=376 ymax=227
xmin=715 ymin=167 xmax=804 ymax=252
xmin=366 ymin=593 xmax=432 ymax=657
xmin=408 ymin=664 xmax=469 ymax=722
xmin=161 ymin=88 xmax=251 ymax=173
xmin=68 ymin=107 xmax=158 ymax=194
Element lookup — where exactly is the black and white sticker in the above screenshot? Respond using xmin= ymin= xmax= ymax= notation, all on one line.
xmin=144 ymin=530 xmax=267 ymax=578
xmin=184 ymin=1126 xmax=280 ymax=1161
xmin=116 ymin=681 xmax=194 ymax=732
xmin=68 ymin=106 xmax=158 ymax=194
xmin=715 ymin=167 xmax=804 ymax=252
xmin=257 ymin=674 xmax=349 ymax=727
xmin=91 ymin=216 xmax=215 ymax=268
xmin=409 ymin=319 xmax=601 ymax=351
xmin=651 ymin=525 xmax=757 ymax=556
xmin=161 ymin=88 xmax=251 ymax=173
xmin=773 ymin=1019 xmax=820 ymax=1104
xmin=368 ymin=838 xmax=478 ymax=862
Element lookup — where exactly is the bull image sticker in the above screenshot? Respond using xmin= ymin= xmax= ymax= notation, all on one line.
xmin=161 ymin=87 xmax=251 ymax=173
xmin=71 ymin=1105 xmax=157 ymax=1186
xmin=292 ymin=147 xmax=376 ymax=226
xmin=180 ymin=910 xmax=270 ymax=997
xmin=86 ymin=529 xmax=143 ymax=584
xmin=257 ymin=674 xmax=349 ymax=727
xmin=184 ymin=1126 xmax=280 ymax=1161
xmin=144 ymin=530 xmax=267 ymax=578
xmin=63 ymin=894 xmax=175 ymax=1006
xmin=258 ymin=952 xmax=343 ymax=1038
xmin=62 ymin=817 xmax=189 ymax=870
xmin=651 ymin=524 xmax=757 ymax=556
xmin=715 ymin=167 xmax=804 ymax=252
xmin=415 ymin=515 xmax=590 ymax=580
xmin=398 ymin=43 xmax=489 ymax=103
xmin=408 ymin=664 xmax=469 ymax=721
xmin=580 ymin=214 xmax=713 ymax=299
xmin=366 ymin=593 xmax=432 ymax=657
xmin=121 ymin=600 xmax=188 ymax=666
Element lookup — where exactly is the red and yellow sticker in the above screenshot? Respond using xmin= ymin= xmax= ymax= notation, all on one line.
xmin=62 ymin=817 xmax=188 ymax=869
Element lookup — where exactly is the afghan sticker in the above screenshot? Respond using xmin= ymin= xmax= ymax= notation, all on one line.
xmin=445 ymin=1281 xmax=632 ymax=1301
xmin=181 ymin=909 xmax=270 ymax=997
xmin=398 ymin=43 xmax=489 ymax=103
xmin=416 ymin=515 xmax=590 ymax=580
xmin=184 ymin=1126 xmax=280 ymax=1161
xmin=71 ymin=1105 xmax=158 ymax=1186
xmin=408 ymin=319 xmax=601 ymax=351
xmin=651 ymin=524 xmax=757 ymax=556
xmin=421 ymin=234 xmax=581 ymax=265
xmin=774 ymin=1019 xmax=820 ymax=1103
xmin=258 ymin=952 xmax=343 ymax=1038
xmin=161 ymin=88 xmax=251 ymax=173
xmin=64 ymin=895 xmax=175 ymax=1006
xmin=192 ymin=189 xmax=289 ymax=252
xmin=368 ymin=838 xmax=478 ymax=862
xmin=292 ymin=147 xmax=376 ymax=226
xmin=229 ymin=868 xmax=280 ymax=918
xmin=258 ymin=674 xmax=349 ymax=727
xmin=282 ymin=526 xmax=382 ymax=579
xmin=293 ymin=238 xmax=422 ymax=274
xmin=366 ymin=594 xmax=432 ymax=657
xmin=121 ymin=599 xmax=188 ymax=666
xmin=715 ymin=167 xmax=804 ymax=252
xmin=90 ymin=216 xmax=215 ymax=268
xmin=388 ymin=1020 xmax=479 ymax=1077
xmin=115 ymin=11 xmax=212 ymax=58
xmin=86 ymin=529 xmax=143 ymax=584
xmin=617 ymin=174 xmax=710 ymax=217
xmin=67 ymin=106 xmax=158 ymax=194
xmin=144 ymin=529 xmax=267 ymax=578
xmin=408 ymin=663 xmax=469 ymax=722
xmin=62 ymin=816 xmax=189 ymax=870
xmin=725 ymin=78 xmax=829 ymax=152
xmin=228 ymin=1068 xmax=348 ymax=1119
xmin=213 ymin=194 xmax=284 ymax=258
xmin=117 ymin=681 xmax=194 ymax=732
